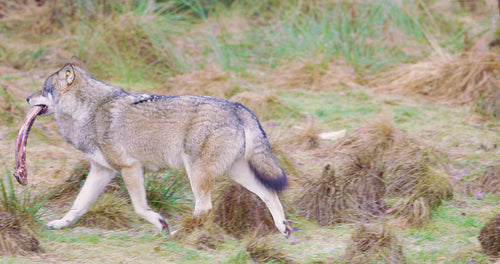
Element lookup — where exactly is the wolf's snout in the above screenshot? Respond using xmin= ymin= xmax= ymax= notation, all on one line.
xmin=26 ymin=93 xmax=37 ymax=106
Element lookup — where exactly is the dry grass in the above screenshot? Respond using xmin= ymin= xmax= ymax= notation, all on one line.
xmin=76 ymin=192 xmax=133 ymax=230
xmin=230 ymin=91 xmax=298 ymax=121
xmin=246 ymin=236 xmax=296 ymax=264
xmin=296 ymin=117 xmax=393 ymax=225
xmin=0 ymin=1 xmax=75 ymax=39
xmin=172 ymin=213 xmax=224 ymax=250
xmin=0 ymin=212 xmax=42 ymax=256
xmin=158 ymin=65 xmax=242 ymax=98
xmin=472 ymin=80 xmax=500 ymax=120
xmin=399 ymin=197 xmax=431 ymax=227
xmin=268 ymin=57 xmax=361 ymax=91
xmin=471 ymin=165 xmax=500 ymax=195
xmin=296 ymin=160 xmax=386 ymax=226
xmin=366 ymin=51 xmax=500 ymax=120
xmin=288 ymin=117 xmax=321 ymax=150
xmin=344 ymin=224 xmax=406 ymax=264
xmin=213 ymin=183 xmax=277 ymax=238
xmin=478 ymin=214 xmax=500 ymax=258
xmin=0 ymin=1 xmax=75 ymax=70
xmin=296 ymin=117 xmax=452 ymax=226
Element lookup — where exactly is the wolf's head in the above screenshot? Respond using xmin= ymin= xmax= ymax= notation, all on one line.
xmin=27 ymin=56 xmax=82 ymax=116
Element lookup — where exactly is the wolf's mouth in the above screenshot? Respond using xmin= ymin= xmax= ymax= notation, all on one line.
xmin=37 ymin=105 xmax=48 ymax=115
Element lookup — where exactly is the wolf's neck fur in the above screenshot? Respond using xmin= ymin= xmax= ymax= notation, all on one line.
xmin=84 ymin=73 xmax=127 ymax=101
xmin=55 ymin=72 xmax=125 ymax=153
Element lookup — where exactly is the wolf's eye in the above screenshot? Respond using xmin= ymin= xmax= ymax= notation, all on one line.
xmin=66 ymin=70 xmax=70 ymax=76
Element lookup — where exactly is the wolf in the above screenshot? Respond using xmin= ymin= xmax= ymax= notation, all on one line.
xmin=26 ymin=56 xmax=292 ymax=237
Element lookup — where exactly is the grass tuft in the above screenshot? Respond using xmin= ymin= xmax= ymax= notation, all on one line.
xmin=344 ymin=224 xmax=406 ymax=264
xmin=213 ymin=182 xmax=276 ymax=238
xmin=0 ymin=175 xmax=47 ymax=228
xmin=478 ymin=214 xmax=500 ymax=258
xmin=0 ymin=213 xmax=43 ymax=256
xmin=246 ymin=236 xmax=296 ymax=264
xmin=367 ymin=51 xmax=500 ymax=121
xmin=471 ymin=165 xmax=500 ymax=195
xmin=76 ymin=192 xmax=134 ymax=230
xmin=230 ymin=91 xmax=301 ymax=121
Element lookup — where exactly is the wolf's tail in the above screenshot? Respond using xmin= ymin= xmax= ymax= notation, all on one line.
xmin=241 ymin=108 xmax=288 ymax=192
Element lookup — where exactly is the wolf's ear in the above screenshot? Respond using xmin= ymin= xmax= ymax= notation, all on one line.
xmin=69 ymin=56 xmax=82 ymax=67
xmin=62 ymin=64 xmax=75 ymax=86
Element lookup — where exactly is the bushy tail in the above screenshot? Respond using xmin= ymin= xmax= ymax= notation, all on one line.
xmin=243 ymin=124 xmax=288 ymax=192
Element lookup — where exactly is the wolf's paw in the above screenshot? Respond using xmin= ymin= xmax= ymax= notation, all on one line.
xmin=46 ymin=219 xmax=71 ymax=229
xmin=279 ymin=220 xmax=295 ymax=239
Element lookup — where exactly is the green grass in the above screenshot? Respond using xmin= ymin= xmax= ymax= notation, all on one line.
xmin=0 ymin=173 xmax=47 ymax=227
xmin=145 ymin=170 xmax=192 ymax=215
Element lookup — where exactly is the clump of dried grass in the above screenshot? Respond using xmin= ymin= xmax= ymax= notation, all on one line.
xmin=478 ymin=214 xmax=500 ymax=257
xmin=230 ymin=91 xmax=299 ymax=121
xmin=470 ymin=165 xmax=500 ymax=195
xmin=185 ymin=229 xmax=221 ymax=250
xmin=399 ymin=197 xmax=431 ymax=227
xmin=213 ymin=183 xmax=276 ymax=238
xmin=366 ymin=51 xmax=500 ymax=120
xmin=76 ymin=192 xmax=133 ymax=230
xmin=289 ymin=117 xmax=321 ymax=150
xmin=296 ymin=160 xmax=385 ymax=226
xmin=295 ymin=165 xmax=340 ymax=225
xmin=172 ymin=212 xmax=223 ymax=250
xmin=386 ymin=149 xmax=452 ymax=226
xmin=246 ymin=236 xmax=296 ymax=264
xmin=0 ymin=212 xmax=42 ymax=256
xmin=0 ymin=1 xmax=76 ymax=38
xmin=296 ymin=118 xmax=391 ymax=225
xmin=296 ymin=117 xmax=452 ymax=226
xmin=159 ymin=65 xmax=242 ymax=98
xmin=268 ymin=57 xmax=361 ymax=91
xmin=472 ymin=80 xmax=500 ymax=120
xmin=344 ymin=224 xmax=406 ymax=264
xmin=173 ymin=214 xmax=224 ymax=250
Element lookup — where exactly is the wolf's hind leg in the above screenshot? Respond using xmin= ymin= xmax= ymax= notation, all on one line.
xmin=121 ymin=162 xmax=169 ymax=232
xmin=229 ymin=159 xmax=291 ymax=237
xmin=47 ymin=161 xmax=116 ymax=229
xmin=184 ymin=161 xmax=212 ymax=217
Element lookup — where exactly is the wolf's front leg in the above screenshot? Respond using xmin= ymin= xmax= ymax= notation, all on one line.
xmin=47 ymin=161 xmax=116 ymax=229
xmin=121 ymin=162 xmax=170 ymax=232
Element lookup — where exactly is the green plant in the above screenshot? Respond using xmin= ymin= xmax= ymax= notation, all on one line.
xmin=145 ymin=170 xmax=191 ymax=215
xmin=0 ymin=174 xmax=47 ymax=227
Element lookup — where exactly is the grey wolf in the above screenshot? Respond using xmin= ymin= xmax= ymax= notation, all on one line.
xmin=26 ymin=56 xmax=292 ymax=237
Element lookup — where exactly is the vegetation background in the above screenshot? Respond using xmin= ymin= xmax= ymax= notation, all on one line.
xmin=1 ymin=0 xmax=500 ymax=263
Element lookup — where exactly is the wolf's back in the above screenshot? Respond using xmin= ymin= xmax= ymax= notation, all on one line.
xmin=238 ymin=106 xmax=288 ymax=192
